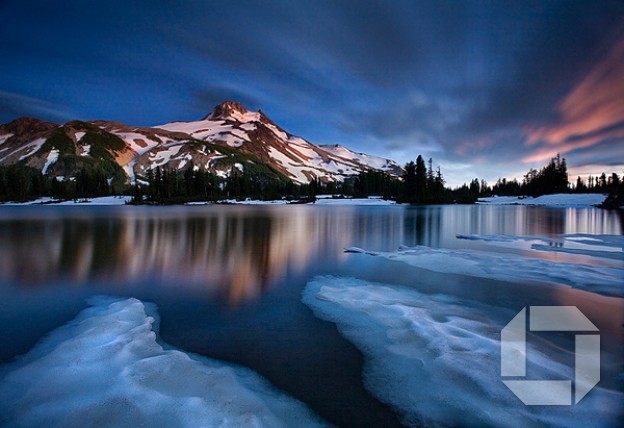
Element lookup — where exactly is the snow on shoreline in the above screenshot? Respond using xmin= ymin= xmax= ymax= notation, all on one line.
xmin=0 ymin=194 xmax=607 ymax=207
xmin=189 ymin=196 xmax=396 ymax=206
xmin=0 ymin=297 xmax=327 ymax=428
xmin=2 ymin=196 xmax=394 ymax=207
xmin=1 ymin=196 xmax=133 ymax=206
xmin=477 ymin=193 xmax=607 ymax=207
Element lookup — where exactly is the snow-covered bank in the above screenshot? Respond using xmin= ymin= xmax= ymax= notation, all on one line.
xmin=1 ymin=194 xmax=607 ymax=207
xmin=1 ymin=196 xmax=132 ymax=206
xmin=303 ymin=276 xmax=623 ymax=427
xmin=187 ymin=196 xmax=396 ymax=206
xmin=345 ymin=244 xmax=623 ymax=297
xmin=477 ymin=193 xmax=607 ymax=207
xmin=187 ymin=199 xmax=290 ymax=205
xmin=0 ymin=297 xmax=326 ymax=428
xmin=312 ymin=196 xmax=396 ymax=206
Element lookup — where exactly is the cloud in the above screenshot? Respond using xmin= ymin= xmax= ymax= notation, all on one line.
xmin=0 ymin=91 xmax=74 ymax=123
xmin=0 ymin=0 xmax=622 ymax=186
xmin=568 ymin=164 xmax=624 ymax=181
xmin=522 ymin=34 xmax=624 ymax=163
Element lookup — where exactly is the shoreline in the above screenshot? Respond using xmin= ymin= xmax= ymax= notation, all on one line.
xmin=0 ymin=193 xmax=612 ymax=208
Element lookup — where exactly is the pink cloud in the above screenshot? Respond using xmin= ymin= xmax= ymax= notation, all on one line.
xmin=523 ymin=34 xmax=624 ymax=162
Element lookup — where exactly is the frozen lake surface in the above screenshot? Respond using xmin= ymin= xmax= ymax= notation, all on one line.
xmin=0 ymin=204 xmax=622 ymax=427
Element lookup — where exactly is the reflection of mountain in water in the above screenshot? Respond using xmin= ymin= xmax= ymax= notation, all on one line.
xmin=0 ymin=207 xmax=407 ymax=304
xmin=0 ymin=205 xmax=620 ymax=305
xmin=0 ymin=208 xmax=344 ymax=301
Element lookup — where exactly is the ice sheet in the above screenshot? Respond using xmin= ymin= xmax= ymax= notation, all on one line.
xmin=456 ymin=233 xmax=623 ymax=261
xmin=561 ymin=234 xmax=624 ymax=249
xmin=0 ymin=297 xmax=327 ymax=428
xmin=303 ymin=276 xmax=624 ymax=427
xmin=345 ymin=245 xmax=623 ymax=297
xmin=530 ymin=244 xmax=624 ymax=261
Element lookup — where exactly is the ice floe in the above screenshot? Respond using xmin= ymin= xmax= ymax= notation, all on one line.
xmin=345 ymin=244 xmax=623 ymax=297
xmin=456 ymin=233 xmax=559 ymax=244
xmin=530 ymin=244 xmax=623 ymax=261
xmin=561 ymin=234 xmax=624 ymax=249
xmin=456 ymin=233 xmax=623 ymax=261
xmin=303 ymin=276 xmax=624 ymax=427
xmin=0 ymin=297 xmax=327 ymax=428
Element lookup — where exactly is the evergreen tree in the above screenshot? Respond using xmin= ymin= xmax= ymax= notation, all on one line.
xmin=402 ymin=161 xmax=417 ymax=203
xmin=415 ymin=155 xmax=427 ymax=202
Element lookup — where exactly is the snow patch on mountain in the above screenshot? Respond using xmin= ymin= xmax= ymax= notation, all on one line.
xmin=321 ymin=144 xmax=401 ymax=172
xmin=227 ymin=109 xmax=261 ymax=123
xmin=114 ymin=132 xmax=162 ymax=156
xmin=149 ymin=144 xmax=183 ymax=167
xmin=41 ymin=149 xmax=59 ymax=174
xmin=15 ymin=138 xmax=47 ymax=161
xmin=268 ymin=147 xmax=311 ymax=183
xmin=0 ymin=134 xmax=13 ymax=146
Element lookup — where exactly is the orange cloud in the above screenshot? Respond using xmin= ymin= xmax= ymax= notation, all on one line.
xmin=568 ymin=163 xmax=624 ymax=182
xmin=454 ymin=137 xmax=494 ymax=155
xmin=523 ymin=34 xmax=624 ymax=162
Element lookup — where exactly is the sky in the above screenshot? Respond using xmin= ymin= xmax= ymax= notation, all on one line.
xmin=1 ymin=0 xmax=623 ymax=187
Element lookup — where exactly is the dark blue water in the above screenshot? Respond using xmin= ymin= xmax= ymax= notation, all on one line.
xmin=0 ymin=204 xmax=622 ymax=427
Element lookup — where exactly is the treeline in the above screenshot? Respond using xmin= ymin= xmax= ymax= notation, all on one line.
xmin=467 ymin=154 xmax=622 ymax=201
xmin=0 ymin=163 xmax=126 ymax=202
xmin=0 ymin=157 xmax=496 ymax=205
xmin=324 ymin=155 xmax=477 ymax=204
xmin=131 ymin=165 xmax=321 ymax=204
xmin=2 ymin=153 xmax=622 ymax=206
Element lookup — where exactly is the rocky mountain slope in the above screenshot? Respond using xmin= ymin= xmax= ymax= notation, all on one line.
xmin=0 ymin=101 xmax=401 ymax=184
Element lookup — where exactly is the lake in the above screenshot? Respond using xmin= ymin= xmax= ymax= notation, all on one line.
xmin=0 ymin=204 xmax=622 ymax=427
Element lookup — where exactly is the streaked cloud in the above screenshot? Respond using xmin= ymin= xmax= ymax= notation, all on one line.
xmin=0 ymin=0 xmax=622 ymax=185
xmin=523 ymin=34 xmax=624 ymax=163
xmin=0 ymin=91 xmax=74 ymax=122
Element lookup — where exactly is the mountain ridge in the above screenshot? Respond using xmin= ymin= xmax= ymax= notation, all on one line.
xmin=0 ymin=101 xmax=402 ymax=185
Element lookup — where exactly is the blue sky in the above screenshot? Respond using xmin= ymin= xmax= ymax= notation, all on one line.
xmin=1 ymin=0 xmax=623 ymax=186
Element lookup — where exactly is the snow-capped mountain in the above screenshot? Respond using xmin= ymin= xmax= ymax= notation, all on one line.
xmin=156 ymin=101 xmax=401 ymax=183
xmin=0 ymin=101 xmax=402 ymax=184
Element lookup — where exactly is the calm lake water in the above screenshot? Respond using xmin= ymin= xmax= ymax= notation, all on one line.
xmin=0 ymin=204 xmax=622 ymax=427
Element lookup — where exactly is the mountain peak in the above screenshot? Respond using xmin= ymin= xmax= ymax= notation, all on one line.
xmin=0 ymin=117 xmax=58 ymax=135
xmin=204 ymin=100 xmax=260 ymax=122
